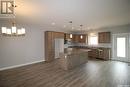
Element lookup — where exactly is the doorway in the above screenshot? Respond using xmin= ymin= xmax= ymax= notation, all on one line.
xmin=112 ymin=33 xmax=129 ymax=62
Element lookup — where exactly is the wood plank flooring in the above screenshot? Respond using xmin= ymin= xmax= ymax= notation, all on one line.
xmin=0 ymin=59 xmax=130 ymax=87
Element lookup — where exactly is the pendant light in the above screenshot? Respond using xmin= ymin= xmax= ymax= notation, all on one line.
xmin=80 ymin=25 xmax=83 ymax=39
xmin=12 ymin=22 xmax=17 ymax=34
xmin=69 ymin=21 xmax=73 ymax=38
xmin=70 ymin=34 xmax=73 ymax=38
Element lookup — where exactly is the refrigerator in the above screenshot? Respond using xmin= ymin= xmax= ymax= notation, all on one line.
xmin=55 ymin=38 xmax=64 ymax=59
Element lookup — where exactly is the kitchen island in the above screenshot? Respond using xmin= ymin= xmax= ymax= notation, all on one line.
xmin=58 ymin=48 xmax=90 ymax=70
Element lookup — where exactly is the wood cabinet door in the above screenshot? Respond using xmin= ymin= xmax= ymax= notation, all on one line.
xmin=65 ymin=34 xmax=70 ymax=39
xmin=98 ymin=32 xmax=104 ymax=43
xmin=88 ymin=49 xmax=99 ymax=58
xmin=79 ymin=34 xmax=87 ymax=43
xmin=45 ymin=31 xmax=55 ymax=62
xmin=54 ymin=32 xmax=64 ymax=38
xmin=72 ymin=34 xmax=76 ymax=42
xmin=75 ymin=35 xmax=80 ymax=43
xmin=98 ymin=32 xmax=111 ymax=43
xmin=98 ymin=49 xmax=104 ymax=59
xmin=103 ymin=48 xmax=110 ymax=60
xmin=98 ymin=48 xmax=111 ymax=60
xmin=104 ymin=32 xmax=111 ymax=43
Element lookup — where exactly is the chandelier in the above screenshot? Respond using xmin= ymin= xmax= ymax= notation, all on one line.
xmin=1 ymin=22 xmax=25 ymax=36
xmin=1 ymin=0 xmax=25 ymax=36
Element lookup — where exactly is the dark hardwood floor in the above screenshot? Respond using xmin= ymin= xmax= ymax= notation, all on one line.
xmin=0 ymin=59 xmax=130 ymax=87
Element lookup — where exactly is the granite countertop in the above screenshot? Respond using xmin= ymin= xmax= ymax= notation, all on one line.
xmin=64 ymin=48 xmax=91 ymax=55
xmin=68 ymin=46 xmax=111 ymax=49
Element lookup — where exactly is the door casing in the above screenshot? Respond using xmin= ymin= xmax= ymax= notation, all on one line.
xmin=112 ymin=33 xmax=129 ymax=62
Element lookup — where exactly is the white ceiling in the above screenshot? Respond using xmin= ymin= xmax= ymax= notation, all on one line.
xmin=1 ymin=0 xmax=130 ymax=31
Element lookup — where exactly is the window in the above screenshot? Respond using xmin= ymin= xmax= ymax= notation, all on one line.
xmin=89 ymin=35 xmax=98 ymax=45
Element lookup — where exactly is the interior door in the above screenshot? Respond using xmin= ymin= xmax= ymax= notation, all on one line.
xmin=112 ymin=33 xmax=129 ymax=62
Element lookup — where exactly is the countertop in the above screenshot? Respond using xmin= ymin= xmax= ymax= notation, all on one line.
xmin=68 ymin=46 xmax=111 ymax=49
xmin=63 ymin=48 xmax=91 ymax=55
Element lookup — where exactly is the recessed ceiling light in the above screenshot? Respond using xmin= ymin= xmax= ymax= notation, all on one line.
xmin=51 ymin=22 xmax=55 ymax=25
xmin=77 ymin=28 xmax=80 ymax=30
xmin=87 ymin=27 xmax=91 ymax=30
xmin=63 ymin=25 xmax=66 ymax=28
xmin=72 ymin=27 xmax=74 ymax=29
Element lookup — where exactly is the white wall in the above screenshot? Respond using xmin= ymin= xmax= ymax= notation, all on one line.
xmin=0 ymin=23 xmax=45 ymax=70
xmin=129 ymin=33 xmax=130 ymax=62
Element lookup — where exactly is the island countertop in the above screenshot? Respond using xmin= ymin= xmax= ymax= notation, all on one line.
xmin=63 ymin=48 xmax=91 ymax=55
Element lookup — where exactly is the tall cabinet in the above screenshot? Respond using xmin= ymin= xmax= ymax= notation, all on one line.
xmin=45 ymin=31 xmax=64 ymax=62
xmin=45 ymin=31 xmax=55 ymax=62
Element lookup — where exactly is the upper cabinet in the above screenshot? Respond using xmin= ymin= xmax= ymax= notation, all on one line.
xmin=54 ymin=32 xmax=64 ymax=38
xmin=65 ymin=33 xmax=71 ymax=40
xmin=98 ymin=32 xmax=111 ymax=43
xmin=79 ymin=34 xmax=87 ymax=43
xmin=72 ymin=34 xmax=87 ymax=43
xmin=72 ymin=34 xmax=79 ymax=43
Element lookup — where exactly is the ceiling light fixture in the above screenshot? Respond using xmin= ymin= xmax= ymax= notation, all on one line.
xmin=52 ymin=22 xmax=55 ymax=25
xmin=70 ymin=34 xmax=73 ymax=39
xmin=1 ymin=1 xmax=25 ymax=37
xmin=69 ymin=21 xmax=73 ymax=38
xmin=63 ymin=25 xmax=66 ymax=28
xmin=1 ymin=22 xmax=26 ymax=36
xmin=80 ymin=25 xmax=83 ymax=39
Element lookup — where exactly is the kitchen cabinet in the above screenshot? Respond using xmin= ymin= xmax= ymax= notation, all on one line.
xmin=79 ymin=34 xmax=87 ymax=43
xmin=72 ymin=34 xmax=87 ymax=43
xmin=88 ymin=49 xmax=99 ymax=58
xmin=98 ymin=48 xmax=111 ymax=60
xmin=98 ymin=32 xmax=111 ymax=43
xmin=54 ymin=32 xmax=64 ymax=38
xmin=88 ymin=47 xmax=111 ymax=60
xmin=45 ymin=31 xmax=55 ymax=62
xmin=72 ymin=34 xmax=79 ymax=43
xmin=45 ymin=31 xmax=64 ymax=62
xmin=64 ymin=33 xmax=87 ymax=43
xmin=65 ymin=33 xmax=70 ymax=39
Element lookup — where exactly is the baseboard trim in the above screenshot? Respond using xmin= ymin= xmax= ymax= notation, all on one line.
xmin=111 ymin=58 xmax=130 ymax=63
xmin=0 ymin=60 xmax=45 ymax=71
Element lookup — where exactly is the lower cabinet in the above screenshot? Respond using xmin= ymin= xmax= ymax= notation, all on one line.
xmin=88 ymin=49 xmax=99 ymax=58
xmin=88 ymin=48 xmax=111 ymax=60
xmin=98 ymin=48 xmax=111 ymax=60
